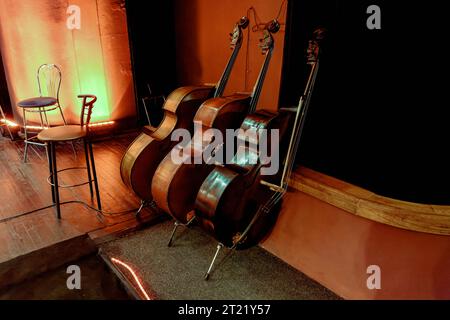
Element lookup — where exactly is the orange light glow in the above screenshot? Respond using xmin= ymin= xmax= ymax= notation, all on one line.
xmin=26 ymin=125 xmax=48 ymax=130
xmin=1 ymin=119 xmax=19 ymax=127
xmin=88 ymin=121 xmax=115 ymax=127
xmin=111 ymin=257 xmax=152 ymax=300
xmin=1 ymin=120 xmax=114 ymax=130
xmin=0 ymin=0 xmax=135 ymax=126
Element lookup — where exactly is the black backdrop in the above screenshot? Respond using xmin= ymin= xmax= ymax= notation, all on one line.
xmin=125 ymin=0 xmax=177 ymax=126
xmin=280 ymin=0 xmax=450 ymax=204
xmin=124 ymin=0 xmax=449 ymax=204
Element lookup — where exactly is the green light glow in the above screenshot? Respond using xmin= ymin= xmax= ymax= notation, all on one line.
xmin=74 ymin=52 xmax=111 ymax=122
xmin=0 ymin=0 xmax=112 ymax=124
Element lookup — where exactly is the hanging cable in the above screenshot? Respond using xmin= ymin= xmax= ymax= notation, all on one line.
xmin=275 ymin=0 xmax=288 ymax=22
xmin=243 ymin=1 xmax=287 ymax=90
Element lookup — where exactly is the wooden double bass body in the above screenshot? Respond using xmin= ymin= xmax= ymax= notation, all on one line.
xmin=121 ymin=86 xmax=214 ymax=202
xmin=152 ymin=21 xmax=281 ymax=227
xmin=120 ymin=17 xmax=249 ymax=206
xmin=194 ymin=28 xmax=325 ymax=253
xmin=195 ymin=109 xmax=292 ymax=249
xmin=151 ymin=93 xmax=251 ymax=223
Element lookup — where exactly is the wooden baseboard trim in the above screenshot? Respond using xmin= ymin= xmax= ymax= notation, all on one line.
xmin=289 ymin=167 xmax=450 ymax=235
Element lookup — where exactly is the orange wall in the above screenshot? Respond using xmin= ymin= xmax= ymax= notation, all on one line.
xmin=174 ymin=0 xmax=287 ymax=111
xmin=262 ymin=190 xmax=450 ymax=299
xmin=0 ymin=0 xmax=135 ymax=125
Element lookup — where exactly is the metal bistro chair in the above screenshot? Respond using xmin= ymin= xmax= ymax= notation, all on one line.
xmin=37 ymin=95 xmax=101 ymax=219
xmin=17 ymin=64 xmax=70 ymax=162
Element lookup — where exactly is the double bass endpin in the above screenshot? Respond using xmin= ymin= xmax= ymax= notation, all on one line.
xmin=204 ymin=243 xmax=224 ymax=281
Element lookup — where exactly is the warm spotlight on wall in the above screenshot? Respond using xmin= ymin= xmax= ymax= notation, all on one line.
xmin=0 ymin=0 xmax=135 ymax=127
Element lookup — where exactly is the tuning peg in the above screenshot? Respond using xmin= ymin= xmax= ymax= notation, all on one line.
xmin=267 ymin=19 xmax=280 ymax=33
xmin=239 ymin=16 xmax=250 ymax=29
xmin=313 ymin=27 xmax=327 ymax=41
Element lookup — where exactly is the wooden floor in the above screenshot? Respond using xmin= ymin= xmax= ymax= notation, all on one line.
xmin=0 ymin=131 xmax=161 ymax=289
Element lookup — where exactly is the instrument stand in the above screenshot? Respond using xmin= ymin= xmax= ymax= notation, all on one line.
xmin=135 ymin=199 xmax=160 ymax=218
xmin=167 ymin=216 xmax=196 ymax=247
xmin=203 ymin=204 xmax=276 ymax=281
xmin=134 ymin=200 xmax=147 ymax=217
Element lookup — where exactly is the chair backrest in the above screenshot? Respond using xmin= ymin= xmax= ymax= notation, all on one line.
xmin=37 ymin=64 xmax=61 ymax=100
xmin=78 ymin=95 xmax=97 ymax=128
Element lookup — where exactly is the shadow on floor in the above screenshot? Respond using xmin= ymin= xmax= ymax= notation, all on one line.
xmin=0 ymin=254 xmax=130 ymax=300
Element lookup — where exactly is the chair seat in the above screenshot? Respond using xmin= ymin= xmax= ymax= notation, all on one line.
xmin=17 ymin=97 xmax=57 ymax=108
xmin=37 ymin=125 xmax=86 ymax=142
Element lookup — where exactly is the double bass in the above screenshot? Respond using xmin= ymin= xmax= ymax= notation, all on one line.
xmin=194 ymin=28 xmax=325 ymax=279
xmin=152 ymin=21 xmax=281 ymax=244
xmin=120 ymin=17 xmax=249 ymax=214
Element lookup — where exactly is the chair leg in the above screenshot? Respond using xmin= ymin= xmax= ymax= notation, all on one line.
xmin=50 ymin=142 xmax=61 ymax=219
xmin=43 ymin=109 xmax=50 ymax=129
xmin=23 ymin=141 xmax=29 ymax=163
xmin=38 ymin=107 xmax=45 ymax=129
xmin=47 ymin=143 xmax=55 ymax=204
xmin=88 ymin=141 xmax=102 ymax=211
xmin=22 ymin=108 xmax=29 ymax=163
xmin=4 ymin=125 xmax=14 ymax=141
xmin=83 ymin=139 xmax=94 ymax=198
xmin=41 ymin=110 xmax=50 ymax=163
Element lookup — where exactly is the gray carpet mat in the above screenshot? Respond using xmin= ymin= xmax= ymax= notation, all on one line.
xmin=100 ymin=220 xmax=340 ymax=300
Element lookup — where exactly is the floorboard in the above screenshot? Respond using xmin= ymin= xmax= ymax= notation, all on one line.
xmin=0 ymin=132 xmax=161 ymax=288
